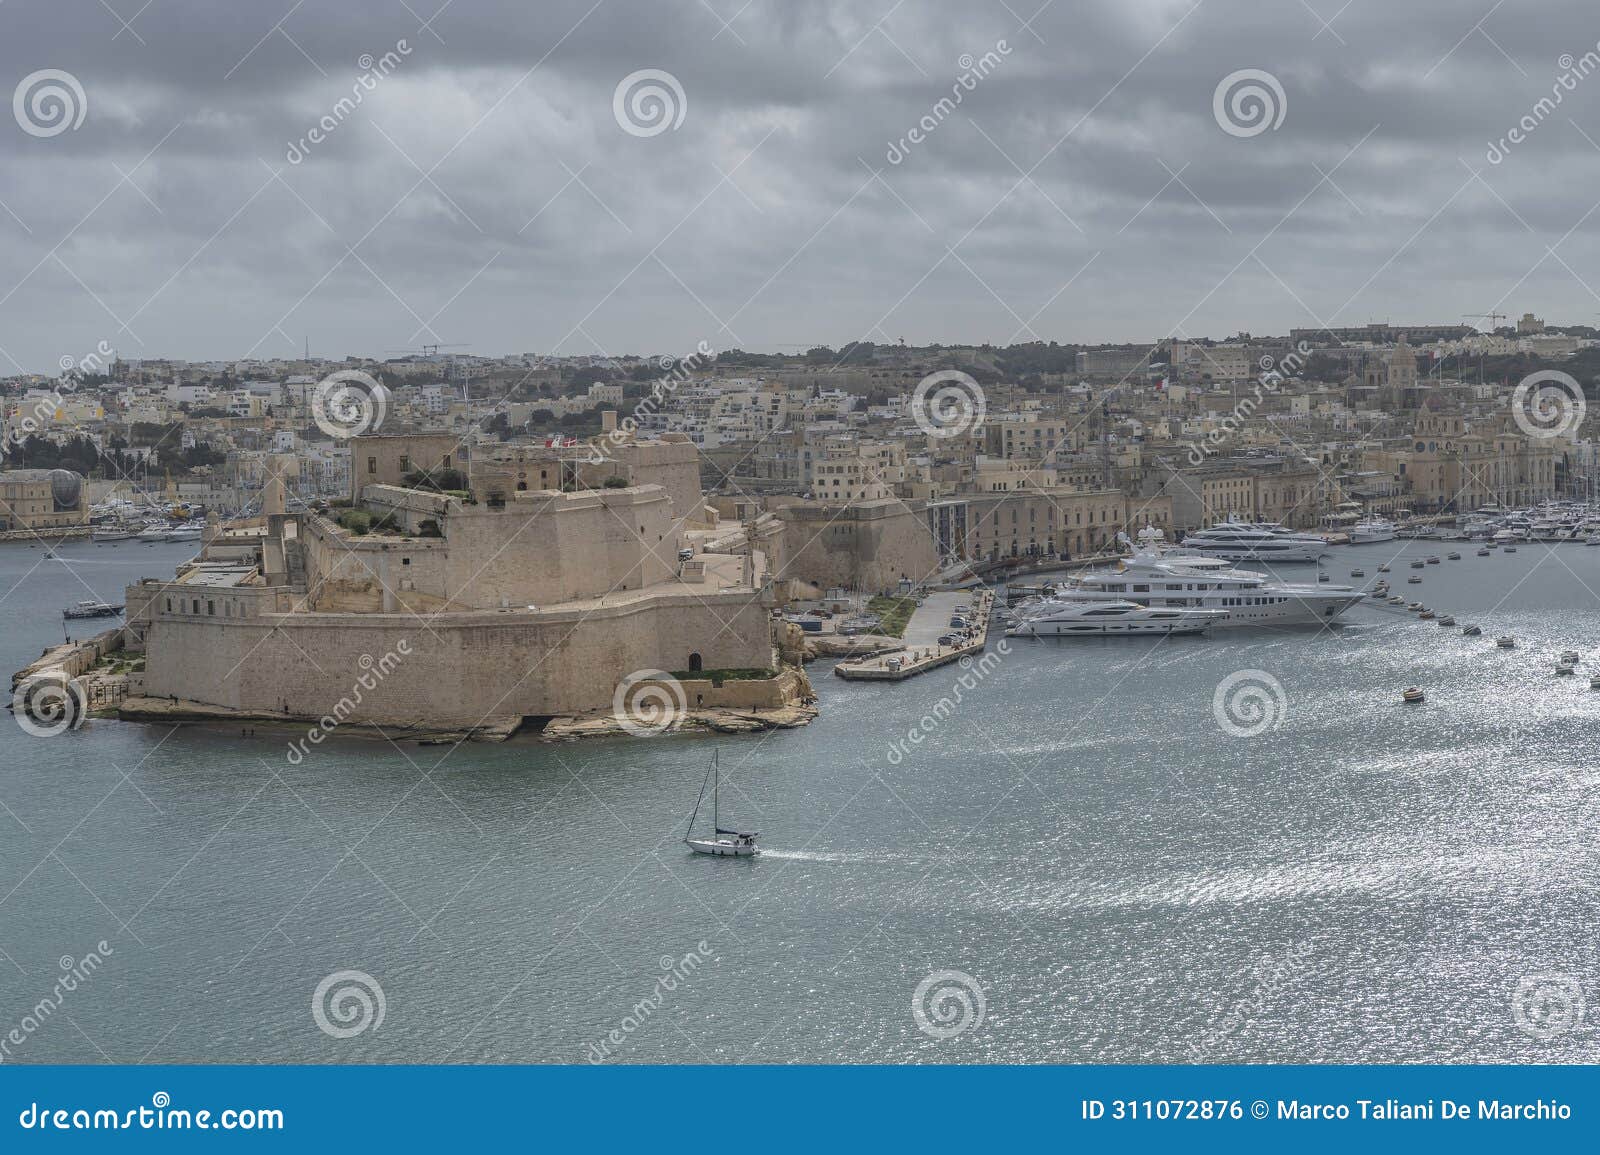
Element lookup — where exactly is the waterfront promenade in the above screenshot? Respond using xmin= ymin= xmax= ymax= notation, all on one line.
xmin=834 ymin=590 xmax=993 ymax=681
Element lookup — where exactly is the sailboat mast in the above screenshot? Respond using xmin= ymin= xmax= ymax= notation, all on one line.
xmin=712 ymin=748 xmax=719 ymax=831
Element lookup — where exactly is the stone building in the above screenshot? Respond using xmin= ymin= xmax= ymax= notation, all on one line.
xmin=773 ymin=498 xmax=938 ymax=592
xmin=0 ymin=468 xmax=88 ymax=532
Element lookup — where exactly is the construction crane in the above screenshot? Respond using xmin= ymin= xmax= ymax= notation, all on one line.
xmin=1100 ymin=397 xmax=1113 ymax=489
xmin=383 ymin=343 xmax=470 ymax=357
xmin=1462 ymin=312 xmax=1507 ymax=332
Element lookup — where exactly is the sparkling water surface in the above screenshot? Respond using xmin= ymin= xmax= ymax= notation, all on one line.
xmin=2 ymin=535 xmax=1598 ymax=1063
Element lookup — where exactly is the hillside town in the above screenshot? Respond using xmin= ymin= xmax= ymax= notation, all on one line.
xmin=4 ymin=317 xmax=1598 ymax=732
xmin=3 ymin=315 xmax=1594 ymax=555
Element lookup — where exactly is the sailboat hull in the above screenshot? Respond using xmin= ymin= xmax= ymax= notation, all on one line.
xmin=687 ymin=838 xmax=758 ymax=857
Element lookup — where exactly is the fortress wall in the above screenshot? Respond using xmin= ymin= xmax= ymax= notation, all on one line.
xmin=775 ymin=500 xmax=937 ymax=593
xmin=138 ymin=591 xmax=774 ymax=725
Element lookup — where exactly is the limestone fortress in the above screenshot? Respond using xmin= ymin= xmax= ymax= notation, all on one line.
xmin=118 ymin=433 xmax=811 ymax=737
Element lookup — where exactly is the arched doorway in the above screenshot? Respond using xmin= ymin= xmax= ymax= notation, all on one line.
xmin=688 ymin=652 xmax=703 ymax=673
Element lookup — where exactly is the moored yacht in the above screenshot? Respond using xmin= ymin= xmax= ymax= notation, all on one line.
xmin=1178 ymin=519 xmax=1329 ymax=563
xmin=1005 ymin=599 xmax=1224 ymax=637
xmin=1349 ymin=517 xmax=1397 ymax=544
xmin=1054 ymin=551 xmax=1366 ymax=627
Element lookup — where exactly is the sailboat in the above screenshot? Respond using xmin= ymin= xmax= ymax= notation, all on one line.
xmin=684 ymin=749 xmax=759 ymax=857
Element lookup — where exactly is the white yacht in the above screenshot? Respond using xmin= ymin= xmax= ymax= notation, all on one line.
xmin=1006 ymin=599 xmax=1224 ymax=638
xmin=1349 ymin=518 xmax=1397 ymax=544
xmin=1054 ymin=551 xmax=1366 ymax=627
xmin=90 ymin=524 xmax=135 ymax=542
xmin=1178 ymin=520 xmax=1328 ymax=563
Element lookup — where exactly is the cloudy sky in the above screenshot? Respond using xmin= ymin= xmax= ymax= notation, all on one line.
xmin=1 ymin=0 xmax=1598 ymax=372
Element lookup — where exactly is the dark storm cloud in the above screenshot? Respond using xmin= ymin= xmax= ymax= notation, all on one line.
xmin=1 ymin=0 xmax=1599 ymax=371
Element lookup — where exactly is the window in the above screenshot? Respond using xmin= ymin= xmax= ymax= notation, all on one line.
xmin=399 ymin=456 xmax=411 ymax=473
xmin=402 ymin=557 xmax=411 ymax=566
xmin=207 ymin=600 xmax=215 ymax=615
xmin=368 ymin=457 xmax=377 ymax=474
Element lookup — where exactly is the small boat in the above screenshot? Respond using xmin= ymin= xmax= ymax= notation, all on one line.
xmin=1497 ymin=636 xmax=1516 ymax=649
xmin=684 ymin=750 xmax=758 ymax=857
xmin=1407 ymin=575 xmax=1423 ymax=584
xmin=1556 ymin=663 xmax=1576 ymax=676
xmin=1318 ymin=573 xmax=1330 ymax=583
xmin=1410 ymin=560 xmax=1426 ymax=569
xmin=1401 ymin=687 xmax=1425 ymax=704
xmin=1407 ymin=602 xmax=1425 ymax=611
xmin=1462 ymin=625 xmax=1482 ymax=636
xmin=1477 ymin=548 xmax=1491 ymax=556
xmin=1505 ymin=546 xmax=1518 ymax=553
xmin=62 ymin=599 xmax=124 ymax=619
xmin=1377 ymin=564 xmax=1391 ymax=573
xmin=1387 ymin=596 xmax=1406 ymax=605
xmin=1426 ymin=556 xmax=1441 ymax=565
xmin=1447 ymin=552 xmax=1461 ymax=560
xmin=1591 ymin=674 xmax=1600 ymax=688
xmin=1419 ymin=610 xmax=1436 ymax=620
xmin=91 ymin=525 xmax=134 ymax=542
xmin=1560 ymin=649 xmax=1580 ymax=665
xmin=1438 ymin=615 xmax=1456 ymax=626
xmin=1350 ymin=568 xmax=1365 ymax=577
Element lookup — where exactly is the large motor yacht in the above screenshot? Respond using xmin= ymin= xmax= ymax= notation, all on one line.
xmin=1054 ymin=550 xmax=1366 ymax=627
xmin=1005 ymin=599 xmax=1225 ymax=638
xmin=1349 ymin=518 xmax=1397 ymax=544
xmin=1178 ymin=519 xmax=1329 ymax=563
